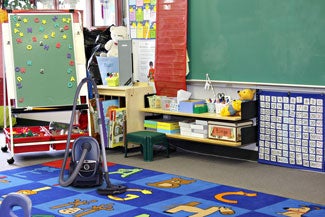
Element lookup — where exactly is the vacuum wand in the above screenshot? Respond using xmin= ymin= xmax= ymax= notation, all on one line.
xmin=92 ymin=81 xmax=127 ymax=195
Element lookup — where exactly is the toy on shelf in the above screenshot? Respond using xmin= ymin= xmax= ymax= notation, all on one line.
xmin=100 ymin=26 xmax=128 ymax=57
xmin=238 ymin=88 xmax=256 ymax=102
xmin=220 ymin=88 xmax=256 ymax=117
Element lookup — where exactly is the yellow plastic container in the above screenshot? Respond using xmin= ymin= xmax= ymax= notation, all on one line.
xmin=106 ymin=75 xmax=119 ymax=87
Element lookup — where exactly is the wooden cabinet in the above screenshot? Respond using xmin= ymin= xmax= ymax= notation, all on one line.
xmin=140 ymin=101 xmax=258 ymax=147
xmin=97 ymin=83 xmax=154 ymax=133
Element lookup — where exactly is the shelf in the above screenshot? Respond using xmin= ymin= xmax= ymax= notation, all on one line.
xmin=141 ymin=101 xmax=257 ymax=121
xmin=140 ymin=101 xmax=258 ymax=147
xmin=97 ymin=84 xmax=154 ymax=135
xmin=140 ymin=108 xmax=242 ymax=121
xmin=166 ymin=133 xmax=241 ymax=147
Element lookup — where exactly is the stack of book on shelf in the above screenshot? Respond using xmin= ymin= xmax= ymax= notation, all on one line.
xmin=179 ymin=119 xmax=195 ymax=136
xmin=144 ymin=119 xmax=158 ymax=131
xmin=190 ymin=120 xmax=209 ymax=138
xmin=179 ymin=119 xmax=209 ymax=138
xmin=156 ymin=121 xmax=180 ymax=134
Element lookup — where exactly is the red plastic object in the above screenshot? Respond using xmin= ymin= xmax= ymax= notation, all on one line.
xmin=4 ymin=126 xmax=51 ymax=153
xmin=154 ymin=0 xmax=188 ymax=97
xmin=4 ymin=126 xmax=51 ymax=144
xmin=50 ymin=131 xmax=89 ymax=150
xmin=49 ymin=125 xmax=88 ymax=150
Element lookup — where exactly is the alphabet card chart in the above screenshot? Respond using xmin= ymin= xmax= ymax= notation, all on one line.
xmin=258 ymin=90 xmax=324 ymax=172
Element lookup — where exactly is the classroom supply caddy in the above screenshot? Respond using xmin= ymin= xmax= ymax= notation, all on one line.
xmin=1 ymin=10 xmax=90 ymax=164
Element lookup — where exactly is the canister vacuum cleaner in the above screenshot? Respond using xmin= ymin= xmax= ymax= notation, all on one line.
xmin=59 ymin=77 xmax=127 ymax=195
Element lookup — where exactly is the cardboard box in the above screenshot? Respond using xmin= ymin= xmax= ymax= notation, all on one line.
xmin=179 ymin=100 xmax=205 ymax=113
xmin=208 ymin=120 xmax=253 ymax=142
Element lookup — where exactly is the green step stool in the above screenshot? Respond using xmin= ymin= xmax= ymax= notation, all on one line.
xmin=124 ymin=131 xmax=169 ymax=161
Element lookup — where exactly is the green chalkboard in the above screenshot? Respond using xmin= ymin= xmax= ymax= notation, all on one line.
xmin=9 ymin=13 xmax=79 ymax=107
xmin=187 ymin=0 xmax=325 ymax=87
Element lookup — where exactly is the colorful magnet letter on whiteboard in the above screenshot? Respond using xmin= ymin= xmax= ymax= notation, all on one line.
xmin=41 ymin=19 xmax=47 ymax=25
xmin=43 ymin=45 xmax=49 ymax=50
xmin=32 ymin=37 xmax=37 ymax=42
xmin=62 ymin=34 xmax=67 ymax=39
xmin=23 ymin=18 xmax=28 ymax=23
xmin=26 ymin=44 xmax=32 ymax=50
xmin=51 ymin=32 xmax=56 ymax=38
xmin=17 ymin=82 xmax=22 ymax=89
xmin=18 ymin=98 xmax=24 ymax=103
xmin=17 ymin=76 xmax=22 ymax=82
xmin=70 ymin=76 xmax=76 ymax=82
xmin=67 ymin=68 xmax=72 ymax=74
xmin=16 ymin=38 xmax=22 ymax=43
xmin=34 ymin=17 xmax=39 ymax=23
xmin=27 ymin=60 xmax=32 ymax=66
xmin=52 ymin=16 xmax=58 ymax=22
xmin=56 ymin=42 xmax=61 ymax=48
xmin=43 ymin=34 xmax=49 ymax=39
xmin=64 ymin=25 xmax=69 ymax=30
xmin=20 ymin=67 xmax=26 ymax=73
xmin=69 ymin=60 xmax=74 ymax=66
xmin=67 ymin=82 xmax=73 ymax=88
xmin=40 ymin=69 xmax=44 ymax=74
xmin=62 ymin=17 xmax=71 ymax=23
xmin=27 ymin=27 xmax=32 ymax=33
xmin=66 ymin=53 xmax=71 ymax=58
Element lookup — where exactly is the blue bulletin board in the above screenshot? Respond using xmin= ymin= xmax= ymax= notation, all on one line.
xmin=5 ymin=12 xmax=83 ymax=108
xmin=258 ymin=90 xmax=325 ymax=172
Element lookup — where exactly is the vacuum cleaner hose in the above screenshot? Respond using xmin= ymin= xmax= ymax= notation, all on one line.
xmin=59 ymin=78 xmax=96 ymax=187
xmin=59 ymin=77 xmax=127 ymax=194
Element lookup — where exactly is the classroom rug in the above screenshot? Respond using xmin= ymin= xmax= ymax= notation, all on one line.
xmin=0 ymin=159 xmax=325 ymax=217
